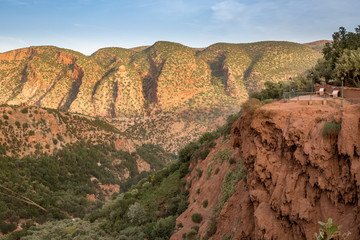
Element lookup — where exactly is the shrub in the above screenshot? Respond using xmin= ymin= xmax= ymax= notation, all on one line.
xmin=322 ymin=122 xmax=341 ymax=138
xmin=3 ymin=115 xmax=8 ymax=120
xmin=213 ymin=149 xmax=232 ymax=164
xmin=218 ymin=111 xmax=242 ymax=137
xmin=228 ymin=157 xmax=236 ymax=164
xmin=195 ymin=168 xmax=203 ymax=178
xmin=185 ymin=229 xmax=198 ymax=239
xmin=198 ymin=132 xmax=218 ymax=145
xmin=179 ymin=142 xmax=199 ymax=163
xmin=191 ymin=225 xmax=199 ymax=233
xmin=191 ymin=213 xmax=203 ymax=223
xmin=203 ymin=200 xmax=208 ymax=208
xmin=179 ymin=162 xmax=189 ymax=177
xmin=21 ymin=108 xmax=28 ymax=114
xmin=262 ymin=99 xmax=274 ymax=104
xmin=0 ymin=221 xmax=17 ymax=234
xmin=200 ymin=149 xmax=210 ymax=161
xmin=53 ymin=139 xmax=58 ymax=145
xmin=219 ymin=161 xmax=247 ymax=210
xmin=15 ymin=121 xmax=20 ymax=128
xmin=203 ymin=215 xmax=217 ymax=239
xmin=127 ymin=202 xmax=147 ymax=225
xmin=206 ymin=164 xmax=213 ymax=179
xmin=314 ymin=218 xmax=350 ymax=240
xmin=56 ymin=133 xmax=64 ymax=142
xmin=241 ymin=98 xmax=262 ymax=115
xmin=214 ymin=168 xmax=220 ymax=175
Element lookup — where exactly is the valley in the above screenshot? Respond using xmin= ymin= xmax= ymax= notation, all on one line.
xmin=2 ymin=35 xmax=358 ymax=239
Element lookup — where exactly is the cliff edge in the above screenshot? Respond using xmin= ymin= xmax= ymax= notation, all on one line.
xmin=173 ymin=101 xmax=360 ymax=239
xmin=226 ymin=102 xmax=360 ymax=239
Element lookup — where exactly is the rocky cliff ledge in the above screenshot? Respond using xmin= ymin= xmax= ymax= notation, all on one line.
xmin=225 ymin=102 xmax=360 ymax=239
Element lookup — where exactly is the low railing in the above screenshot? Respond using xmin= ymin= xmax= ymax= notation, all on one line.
xmin=283 ymin=91 xmax=315 ymax=100
xmin=283 ymin=91 xmax=360 ymax=106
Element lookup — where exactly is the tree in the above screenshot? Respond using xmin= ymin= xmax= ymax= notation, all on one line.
xmin=316 ymin=25 xmax=360 ymax=84
xmin=127 ymin=202 xmax=147 ymax=225
xmin=335 ymin=48 xmax=360 ymax=87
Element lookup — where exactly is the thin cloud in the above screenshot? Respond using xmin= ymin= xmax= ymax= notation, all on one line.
xmin=211 ymin=1 xmax=245 ymax=22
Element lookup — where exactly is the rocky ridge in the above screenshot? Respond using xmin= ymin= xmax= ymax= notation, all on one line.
xmin=0 ymin=41 xmax=321 ymax=152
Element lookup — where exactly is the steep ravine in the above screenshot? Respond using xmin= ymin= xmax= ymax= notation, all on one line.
xmin=174 ymin=102 xmax=360 ymax=239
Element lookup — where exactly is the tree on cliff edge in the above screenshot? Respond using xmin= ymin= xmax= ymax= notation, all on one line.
xmin=316 ymin=25 xmax=360 ymax=86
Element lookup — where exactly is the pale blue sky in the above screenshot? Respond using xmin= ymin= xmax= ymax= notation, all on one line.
xmin=0 ymin=0 xmax=359 ymax=55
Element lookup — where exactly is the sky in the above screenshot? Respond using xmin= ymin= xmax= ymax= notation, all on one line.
xmin=0 ymin=0 xmax=359 ymax=55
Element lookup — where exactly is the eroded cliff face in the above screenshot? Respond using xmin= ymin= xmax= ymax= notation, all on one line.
xmin=172 ymin=102 xmax=360 ymax=240
xmin=227 ymin=102 xmax=360 ymax=239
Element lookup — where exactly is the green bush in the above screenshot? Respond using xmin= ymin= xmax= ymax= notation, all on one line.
xmin=314 ymin=218 xmax=350 ymax=240
xmin=21 ymin=108 xmax=28 ymax=114
xmin=203 ymin=200 xmax=208 ymax=208
xmin=178 ymin=142 xmax=199 ymax=163
xmin=200 ymin=149 xmax=210 ymax=161
xmin=195 ymin=168 xmax=203 ymax=178
xmin=0 ymin=221 xmax=17 ymax=234
xmin=56 ymin=133 xmax=64 ymax=142
xmin=198 ymin=132 xmax=218 ymax=145
xmin=228 ymin=157 xmax=236 ymax=164
xmin=322 ymin=122 xmax=341 ymax=138
xmin=250 ymin=80 xmax=290 ymax=101
xmin=203 ymin=215 xmax=217 ymax=240
xmin=213 ymin=149 xmax=232 ymax=164
xmin=219 ymin=111 xmax=241 ymax=136
xmin=191 ymin=225 xmax=199 ymax=232
xmin=3 ymin=115 xmax=8 ymax=120
xmin=185 ymin=229 xmax=198 ymax=240
xmin=191 ymin=213 xmax=203 ymax=223
xmin=241 ymin=98 xmax=262 ymax=115
xmin=219 ymin=161 xmax=247 ymax=210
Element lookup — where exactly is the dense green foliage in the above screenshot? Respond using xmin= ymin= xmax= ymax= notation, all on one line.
xmin=314 ymin=25 xmax=360 ymax=86
xmin=0 ymin=140 xmax=171 ymax=236
xmin=0 ymin=142 xmax=114 ymax=233
xmin=191 ymin=213 xmax=203 ymax=223
xmin=136 ymin=143 xmax=176 ymax=170
xmin=250 ymin=80 xmax=290 ymax=100
xmin=82 ymin=162 xmax=188 ymax=240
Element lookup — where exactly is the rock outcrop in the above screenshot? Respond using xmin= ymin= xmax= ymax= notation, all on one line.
xmin=172 ymin=101 xmax=360 ymax=240
xmin=227 ymin=102 xmax=360 ymax=239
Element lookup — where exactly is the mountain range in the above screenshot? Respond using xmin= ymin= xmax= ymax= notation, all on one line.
xmin=0 ymin=41 xmax=322 ymax=152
